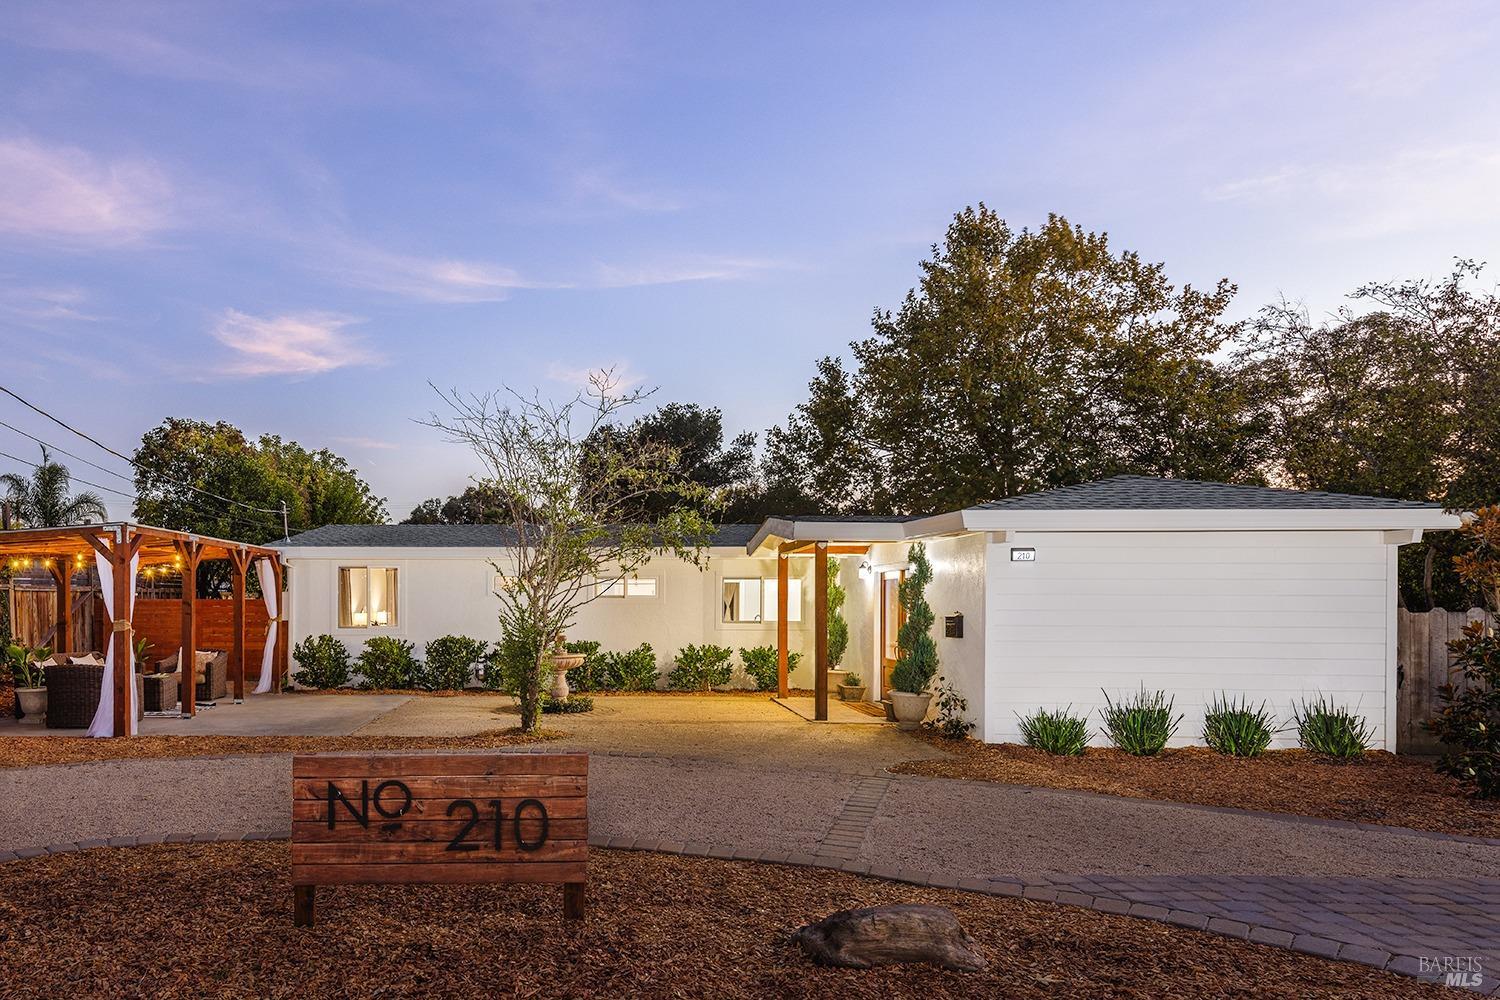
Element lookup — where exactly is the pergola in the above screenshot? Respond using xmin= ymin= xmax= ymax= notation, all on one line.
xmin=0 ymin=523 xmax=287 ymax=736
xmin=772 ymin=540 xmax=873 ymax=720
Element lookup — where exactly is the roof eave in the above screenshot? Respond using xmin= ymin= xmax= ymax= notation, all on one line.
xmin=959 ymin=507 xmax=1463 ymax=532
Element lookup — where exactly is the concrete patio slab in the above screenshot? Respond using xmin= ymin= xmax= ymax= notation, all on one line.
xmin=0 ymin=693 xmax=413 ymax=738
xmin=772 ymin=696 xmax=889 ymax=724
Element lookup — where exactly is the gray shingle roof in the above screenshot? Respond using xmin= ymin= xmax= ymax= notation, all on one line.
xmin=279 ymin=523 xmax=762 ymax=548
xmin=973 ymin=475 xmax=1443 ymax=511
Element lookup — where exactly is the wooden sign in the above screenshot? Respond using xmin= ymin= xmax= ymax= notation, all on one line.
xmin=290 ymin=752 xmax=587 ymax=926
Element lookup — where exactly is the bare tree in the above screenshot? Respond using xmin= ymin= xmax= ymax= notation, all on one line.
xmin=423 ymin=370 xmax=714 ymax=730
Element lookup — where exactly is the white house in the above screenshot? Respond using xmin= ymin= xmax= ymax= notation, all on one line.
xmin=276 ymin=476 xmax=1461 ymax=750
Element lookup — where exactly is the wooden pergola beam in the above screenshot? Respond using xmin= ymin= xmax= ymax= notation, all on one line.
xmin=109 ymin=529 xmax=143 ymax=737
xmin=229 ymin=548 xmax=250 ymax=703
xmin=776 ymin=551 xmax=789 ymax=699
xmin=814 ymin=541 xmax=828 ymax=722
xmin=176 ymin=538 xmax=204 ymax=717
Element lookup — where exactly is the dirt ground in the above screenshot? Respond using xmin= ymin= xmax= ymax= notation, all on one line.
xmin=0 ymin=843 xmax=1444 ymax=999
xmin=891 ymin=736 xmax=1500 ymax=839
xmin=0 ymin=728 xmax=560 ymax=768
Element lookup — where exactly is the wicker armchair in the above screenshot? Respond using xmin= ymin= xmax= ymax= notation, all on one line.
xmin=46 ymin=663 xmax=144 ymax=729
xmin=143 ymin=672 xmax=179 ymax=713
xmin=195 ymin=650 xmax=229 ymax=702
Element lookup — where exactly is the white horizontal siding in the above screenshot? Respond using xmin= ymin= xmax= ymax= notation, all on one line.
xmin=984 ymin=530 xmax=1394 ymax=749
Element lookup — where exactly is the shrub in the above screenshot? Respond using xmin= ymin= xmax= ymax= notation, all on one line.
xmin=293 ymin=634 xmax=351 ymax=690
xmin=1429 ymin=618 xmax=1500 ymax=797
xmin=563 ymin=639 xmax=608 ymax=691
xmin=541 ymin=693 xmax=595 ymax=714
xmin=1202 ymin=694 xmax=1276 ymax=757
xmin=357 ymin=636 xmax=421 ymax=690
xmin=1018 ymin=707 xmax=1090 ymax=756
xmin=419 ymin=635 xmax=489 ymax=691
xmin=1099 ymin=686 xmax=1181 ymax=756
xmin=891 ymin=543 xmax=938 ymax=694
xmin=841 ymin=672 xmax=861 ymax=687
xmin=604 ymin=643 xmax=658 ymax=691
xmin=826 ymin=559 xmax=849 ymax=668
xmin=739 ymin=645 xmax=802 ymax=691
xmin=1292 ymin=695 xmax=1373 ymax=760
xmin=929 ymin=676 xmax=974 ymax=740
xmin=667 ymin=643 xmax=734 ymax=691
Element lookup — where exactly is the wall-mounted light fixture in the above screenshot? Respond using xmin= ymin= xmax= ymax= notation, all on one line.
xmin=857 ymin=560 xmax=873 ymax=582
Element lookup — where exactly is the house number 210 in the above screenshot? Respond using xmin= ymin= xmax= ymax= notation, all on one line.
xmin=445 ymin=798 xmax=550 ymax=853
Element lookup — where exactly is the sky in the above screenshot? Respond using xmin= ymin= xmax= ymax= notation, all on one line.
xmin=1 ymin=0 xmax=1498 ymax=522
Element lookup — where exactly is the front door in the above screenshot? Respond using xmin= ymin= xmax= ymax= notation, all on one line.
xmin=879 ymin=569 xmax=905 ymax=699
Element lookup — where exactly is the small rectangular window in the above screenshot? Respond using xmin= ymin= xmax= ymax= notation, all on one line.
xmin=339 ymin=567 xmax=398 ymax=628
xmin=597 ymin=576 xmax=657 ymax=599
xmin=722 ymin=577 xmax=802 ymax=623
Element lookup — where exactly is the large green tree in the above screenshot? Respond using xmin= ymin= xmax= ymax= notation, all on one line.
xmin=403 ymin=481 xmax=514 ymax=524
xmin=132 ymin=418 xmax=387 ymax=593
xmin=585 ymin=402 xmax=757 ymax=520
xmin=764 ymin=208 xmax=1265 ymax=514
xmin=1235 ymin=261 xmax=1500 ymax=608
xmin=0 ymin=446 xmax=108 ymax=526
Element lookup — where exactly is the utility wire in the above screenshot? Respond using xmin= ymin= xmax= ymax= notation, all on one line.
xmin=0 ymin=383 xmax=284 ymax=516
xmin=0 ymin=419 xmax=138 ymax=486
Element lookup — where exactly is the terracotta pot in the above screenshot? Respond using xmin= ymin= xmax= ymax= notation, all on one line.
xmin=889 ymin=691 xmax=932 ymax=731
xmin=837 ymin=684 xmax=866 ymax=702
xmin=16 ymin=687 xmax=46 ymax=725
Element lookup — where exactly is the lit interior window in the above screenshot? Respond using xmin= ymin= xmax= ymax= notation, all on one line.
xmin=339 ymin=567 xmax=398 ymax=628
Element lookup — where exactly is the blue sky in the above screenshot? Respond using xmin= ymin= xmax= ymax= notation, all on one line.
xmin=1 ymin=1 xmax=1497 ymax=520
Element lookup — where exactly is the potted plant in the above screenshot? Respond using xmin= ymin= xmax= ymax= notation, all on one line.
xmin=7 ymin=643 xmax=50 ymax=725
xmin=888 ymin=544 xmax=937 ymax=730
xmin=837 ymin=671 xmax=866 ymax=702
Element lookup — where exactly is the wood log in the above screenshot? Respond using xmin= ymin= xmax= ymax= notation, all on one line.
xmin=791 ymin=904 xmax=987 ymax=971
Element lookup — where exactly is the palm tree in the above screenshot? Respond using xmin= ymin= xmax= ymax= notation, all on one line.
xmin=0 ymin=446 xmax=109 ymax=527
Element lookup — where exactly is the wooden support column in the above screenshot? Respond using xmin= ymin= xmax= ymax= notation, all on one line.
xmin=814 ymin=541 xmax=828 ymax=722
xmin=776 ymin=551 xmax=790 ymax=699
xmin=48 ymin=556 xmax=71 ymax=656
xmin=80 ymin=528 xmax=141 ymax=738
xmin=230 ymin=549 xmax=249 ymax=702
xmin=272 ymin=558 xmax=288 ymax=692
xmin=177 ymin=540 xmax=203 ymax=717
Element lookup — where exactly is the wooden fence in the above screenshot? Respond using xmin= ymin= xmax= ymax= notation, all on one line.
xmin=1396 ymin=607 xmax=1489 ymax=754
xmin=4 ymin=583 xmax=105 ymax=652
xmin=132 ymin=598 xmax=272 ymax=680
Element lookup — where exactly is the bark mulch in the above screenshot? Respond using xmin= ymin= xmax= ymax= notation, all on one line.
xmin=0 ymin=728 xmax=561 ymax=769
xmin=892 ymin=736 xmax=1500 ymax=839
xmin=0 ymin=842 xmax=1444 ymax=999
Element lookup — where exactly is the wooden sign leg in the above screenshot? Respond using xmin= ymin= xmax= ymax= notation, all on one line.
xmin=295 ymin=886 xmax=315 ymax=927
xmin=563 ymin=882 xmax=585 ymax=920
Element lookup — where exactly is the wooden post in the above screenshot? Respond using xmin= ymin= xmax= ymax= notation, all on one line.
xmin=776 ymin=552 xmax=790 ymax=699
xmin=564 ymin=882 xmax=585 ymax=920
xmin=814 ymin=542 xmax=828 ymax=722
xmin=294 ymin=886 xmax=315 ymax=927
xmin=272 ymin=557 xmax=288 ymax=691
xmin=110 ymin=530 xmax=136 ymax=737
xmin=49 ymin=557 xmax=71 ymax=656
xmin=230 ymin=550 xmax=248 ymax=702
xmin=178 ymin=540 xmax=203 ymax=717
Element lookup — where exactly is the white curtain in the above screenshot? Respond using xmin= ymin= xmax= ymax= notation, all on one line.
xmin=254 ymin=557 xmax=277 ymax=694
xmin=87 ymin=549 xmax=139 ymax=738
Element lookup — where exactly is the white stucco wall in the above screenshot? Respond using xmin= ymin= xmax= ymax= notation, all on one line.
xmin=982 ymin=529 xmax=1401 ymax=749
xmin=281 ymin=546 xmax=819 ymax=688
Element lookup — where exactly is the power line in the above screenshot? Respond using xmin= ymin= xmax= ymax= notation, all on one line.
xmin=0 ymin=383 xmax=284 ymax=516
xmin=0 ymin=419 xmax=137 ymax=486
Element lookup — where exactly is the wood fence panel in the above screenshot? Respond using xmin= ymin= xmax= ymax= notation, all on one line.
xmin=132 ymin=597 xmax=271 ymax=678
xmin=1397 ymin=607 xmax=1488 ymax=754
xmin=7 ymin=586 xmax=103 ymax=652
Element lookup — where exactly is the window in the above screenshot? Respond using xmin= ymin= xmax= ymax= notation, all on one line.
xmin=596 ymin=576 xmax=657 ymax=598
xmin=722 ymin=577 xmax=801 ymax=623
xmin=339 ymin=567 xmax=399 ymax=628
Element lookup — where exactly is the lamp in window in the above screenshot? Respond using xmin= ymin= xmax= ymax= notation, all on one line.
xmin=352 ymin=611 xmax=369 ymax=627
xmin=373 ymin=610 xmax=388 ymax=626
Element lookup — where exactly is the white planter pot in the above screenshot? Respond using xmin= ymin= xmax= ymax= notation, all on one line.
xmin=16 ymin=687 xmax=46 ymax=725
xmin=888 ymin=691 xmax=932 ymax=731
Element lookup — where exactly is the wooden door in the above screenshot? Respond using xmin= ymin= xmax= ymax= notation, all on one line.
xmin=879 ymin=570 xmax=905 ymax=698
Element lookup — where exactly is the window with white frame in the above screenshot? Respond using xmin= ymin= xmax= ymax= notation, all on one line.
xmin=596 ymin=575 xmax=658 ymax=599
xmin=722 ymin=577 xmax=802 ymax=623
xmin=339 ymin=567 xmax=399 ymax=628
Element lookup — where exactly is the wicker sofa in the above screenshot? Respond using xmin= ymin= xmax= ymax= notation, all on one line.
xmin=153 ymin=649 xmax=230 ymax=704
xmin=45 ymin=658 xmax=145 ymax=729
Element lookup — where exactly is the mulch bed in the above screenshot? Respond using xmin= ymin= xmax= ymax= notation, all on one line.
xmin=0 ymin=843 xmax=1443 ymax=999
xmin=893 ymin=736 xmax=1500 ymax=839
xmin=0 ymin=728 xmax=561 ymax=769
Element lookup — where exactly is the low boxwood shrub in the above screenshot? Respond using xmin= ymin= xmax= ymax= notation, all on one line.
xmin=1202 ymin=694 xmax=1276 ymax=757
xmin=667 ymin=643 xmax=733 ymax=691
xmin=738 ymin=645 xmax=802 ymax=691
xmin=604 ymin=643 xmax=658 ymax=691
xmin=1292 ymin=695 xmax=1373 ymax=760
xmin=564 ymin=639 xmax=607 ymax=692
xmin=541 ymin=693 xmax=595 ymax=714
xmin=1099 ymin=686 xmax=1181 ymax=756
xmin=1018 ymin=706 xmax=1090 ymax=755
xmin=358 ymin=636 xmax=421 ymax=690
xmin=292 ymin=634 xmax=351 ymax=690
xmin=419 ymin=635 xmax=489 ymax=691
